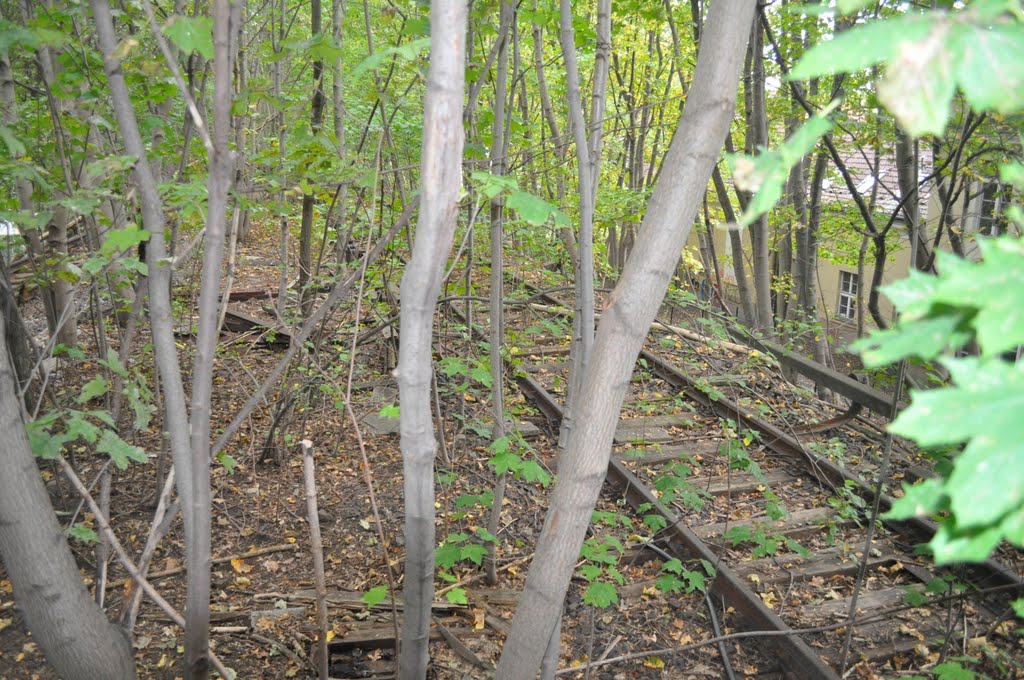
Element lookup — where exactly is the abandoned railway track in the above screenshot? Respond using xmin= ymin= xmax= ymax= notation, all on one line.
xmin=467 ymin=290 xmax=1024 ymax=679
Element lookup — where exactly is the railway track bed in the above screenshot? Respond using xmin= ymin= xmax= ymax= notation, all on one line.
xmin=471 ymin=292 xmax=1024 ymax=679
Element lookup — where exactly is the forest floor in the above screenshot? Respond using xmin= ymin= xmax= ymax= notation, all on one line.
xmin=2 ymin=220 xmax=1018 ymax=679
xmin=0 ymin=221 xmax=779 ymax=679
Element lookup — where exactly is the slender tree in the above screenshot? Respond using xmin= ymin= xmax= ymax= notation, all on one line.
xmin=0 ymin=314 xmax=137 ymax=680
xmin=396 ymin=0 xmax=467 ymax=675
xmin=495 ymin=2 xmax=754 ymax=676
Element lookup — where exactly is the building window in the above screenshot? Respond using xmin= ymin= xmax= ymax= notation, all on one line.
xmin=978 ymin=181 xmax=1011 ymax=235
xmin=838 ymin=271 xmax=858 ymax=320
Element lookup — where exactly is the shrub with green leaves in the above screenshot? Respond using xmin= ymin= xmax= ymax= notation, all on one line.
xmin=853 ymin=236 xmax=1024 ymax=564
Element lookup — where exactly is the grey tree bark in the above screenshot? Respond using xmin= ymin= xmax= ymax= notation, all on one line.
xmin=182 ymin=2 xmax=235 ymax=677
xmin=396 ymin=0 xmax=466 ymax=676
xmin=557 ymin=0 xmax=610 ymax=451
xmin=495 ymin=2 xmax=754 ymax=676
xmin=485 ymin=0 xmax=513 ymax=588
xmin=745 ymin=13 xmax=773 ymax=332
xmin=0 ymin=314 xmax=137 ymax=680
xmin=299 ymin=0 xmax=326 ymax=317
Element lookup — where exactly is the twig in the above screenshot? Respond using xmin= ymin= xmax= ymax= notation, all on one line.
xmin=435 ymin=554 xmax=534 ymax=597
xmin=301 ymin=441 xmax=330 ymax=680
xmin=139 ymin=543 xmax=300 ymax=581
xmin=249 ymin=632 xmax=308 ymax=668
xmin=57 ymin=457 xmax=232 ymax=678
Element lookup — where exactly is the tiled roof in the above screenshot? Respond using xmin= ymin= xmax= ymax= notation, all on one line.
xmin=821 ymin=142 xmax=932 ymax=220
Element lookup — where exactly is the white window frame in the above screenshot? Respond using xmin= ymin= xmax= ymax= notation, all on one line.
xmin=837 ymin=271 xmax=858 ymax=320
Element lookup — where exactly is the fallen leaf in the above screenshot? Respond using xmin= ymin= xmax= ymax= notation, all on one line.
xmin=230 ymin=558 xmax=253 ymax=574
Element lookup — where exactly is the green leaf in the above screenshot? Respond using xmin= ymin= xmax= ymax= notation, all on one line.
xmin=506 ymin=191 xmax=561 ymax=226
xmin=489 ymin=450 xmax=515 ymax=476
xmin=68 ymin=524 xmax=100 ymax=544
xmin=97 ymin=430 xmax=147 ymax=470
xmin=100 ymin=225 xmax=149 ymax=257
xmin=891 ymin=358 xmax=1024 ymax=531
xmin=952 ymin=21 xmax=1024 ymax=115
xmin=929 ymin=521 xmax=1004 ymax=564
xmin=445 ymin=587 xmax=468 ymax=605
xmin=0 ymin=125 xmax=26 ymax=158
xmin=929 ymin=240 xmax=1024 ymax=356
xmin=77 ymin=376 xmax=110 ymax=404
xmin=378 ymin=403 xmax=400 ymax=419
xmin=883 ymin=479 xmax=947 ymax=520
xmin=163 ymin=16 xmax=214 ymax=60
xmin=101 ymin=349 xmax=129 ymax=378
xmin=661 ymin=558 xmax=684 ymax=575
xmin=87 ymin=410 xmax=116 ymax=428
xmin=124 ymin=383 xmax=154 ymax=432
xmin=469 ymin=364 xmax=492 ymax=387
xmin=876 ymin=269 xmax=941 ymax=319
xmin=876 ymin=23 xmax=956 ymax=137
xmin=216 ymin=451 xmax=238 ymax=474
xmin=903 ymin=586 xmax=929 ymax=607
xmin=582 ymin=581 xmax=619 ymax=608
xmin=362 ymin=585 xmax=388 ymax=608
xmin=351 ymin=37 xmax=429 ymax=80
xmin=435 ymin=542 xmax=461 ymax=569
xmin=788 ymin=15 xmax=938 ymax=81
xmin=518 ymin=460 xmax=551 ymax=487
xmin=470 ymin=170 xmax=518 ymax=199
xmin=932 ymin=661 xmax=976 ymax=680
xmin=837 ymin=0 xmax=873 ymax=13
xmin=854 ymin=314 xmax=971 ymax=367
xmin=65 ymin=414 xmax=101 ymax=445
xmin=460 ymin=543 xmax=486 ymax=566
xmin=474 ymin=527 xmax=498 ymax=544
xmin=732 ymin=101 xmax=839 ymax=227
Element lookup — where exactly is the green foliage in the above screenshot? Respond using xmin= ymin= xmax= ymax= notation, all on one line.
xmin=163 ymin=16 xmax=214 ymax=60
xmin=487 ymin=433 xmax=551 ymax=487
xmin=445 ymin=588 xmax=469 ymax=605
xmin=579 ymin=536 xmax=625 ymax=608
xmin=68 ymin=524 xmax=100 ymax=544
xmin=362 ymin=585 xmax=388 ymax=608
xmin=725 ymin=523 xmax=810 ymax=559
xmin=854 ymin=237 xmax=1024 ymax=564
xmin=27 ymin=351 xmax=153 ymax=470
xmin=790 ymin=2 xmax=1024 ymax=136
xmin=435 ymin=529 xmax=494 ymax=571
xmin=351 ymin=37 xmax=430 ymax=81
xmin=729 ymin=99 xmax=840 ymax=227
xmin=655 ymin=558 xmax=715 ymax=595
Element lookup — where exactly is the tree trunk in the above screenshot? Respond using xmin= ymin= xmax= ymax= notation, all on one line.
xmin=485 ymin=0 xmax=513 ymax=587
xmin=331 ymin=0 xmax=349 ymax=266
xmin=397 ymin=1 xmax=466 ymax=675
xmin=299 ymin=0 xmax=326 ymax=317
xmin=183 ymin=2 xmax=235 ymax=676
xmin=90 ymin=0 xmax=199 ymax=673
xmin=711 ymin=167 xmax=756 ymax=326
xmin=495 ymin=2 xmax=754 ymax=676
xmin=746 ymin=13 xmax=773 ymax=332
xmin=557 ymin=0 xmax=597 ymax=451
xmin=0 ymin=314 xmax=137 ymax=680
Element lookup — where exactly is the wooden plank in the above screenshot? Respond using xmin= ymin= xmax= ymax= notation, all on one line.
xmin=221 ymin=309 xmax=290 ymax=346
xmin=615 ymin=439 xmax=723 ymax=464
xmin=701 ymin=468 xmax=796 ymax=495
xmin=796 ymin=587 xmax=908 ymax=621
xmin=695 ymin=506 xmax=841 ymax=542
xmin=733 ymin=547 xmax=896 ymax=584
xmin=750 ymin=339 xmax=900 ymax=416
